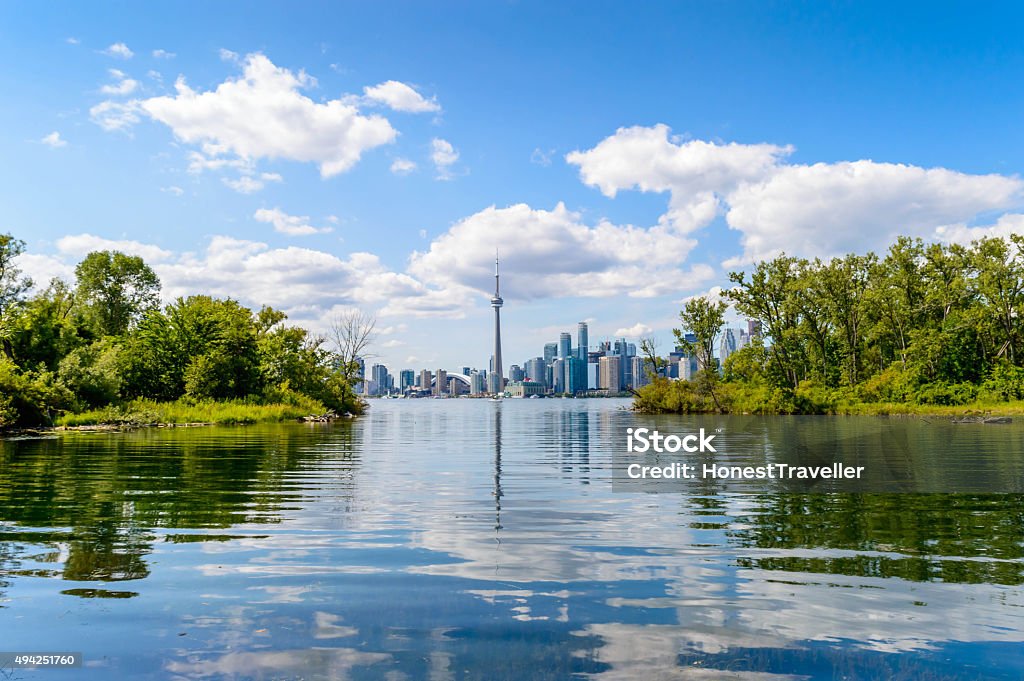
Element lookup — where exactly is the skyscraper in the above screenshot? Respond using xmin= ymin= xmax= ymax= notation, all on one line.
xmin=576 ymin=322 xmax=588 ymax=360
xmin=559 ymin=332 xmax=571 ymax=359
xmin=525 ymin=357 xmax=546 ymax=388
xmin=719 ymin=328 xmax=737 ymax=369
xmin=599 ymin=356 xmax=622 ymax=392
xmin=543 ymin=343 xmax=558 ymax=364
xmin=491 ymin=254 xmax=504 ymax=392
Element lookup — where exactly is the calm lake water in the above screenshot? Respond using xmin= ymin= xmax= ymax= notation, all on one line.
xmin=0 ymin=399 xmax=1022 ymax=680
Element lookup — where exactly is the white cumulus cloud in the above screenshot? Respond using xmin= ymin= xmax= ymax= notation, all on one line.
xmin=568 ymin=124 xmax=1024 ymax=265
xmin=362 ymin=80 xmax=440 ymax=113
xmin=934 ymin=213 xmax=1024 ymax=245
xmin=41 ymin=131 xmax=67 ymax=148
xmin=102 ymin=42 xmax=134 ymax=59
xmin=390 ymin=157 xmax=417 ymax=175
xmin=614 ymin=323 xmax=653 ymax=338
xmin=253 ymin=207 xmax=332 ymax=236
xmin=152 ymin=49 xmax=175 ymax=59
xmin=100 ymin=68 xmax=139 ymax=95
xmin=431 ymin=138 xmax=459 ymax=180
xmin=141 ymin=53 xmax=397 ymax=178
xmin=89 ymin=99 xmax=142 ymax=132
xmin=409 ymin=202 xmax=715 ymax=300
xmin=56 ymin=234 xmax=173 ymax=262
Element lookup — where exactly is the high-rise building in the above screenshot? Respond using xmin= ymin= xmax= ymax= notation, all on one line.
xmin=491 ymin=255 xmax=504 ymax=390
xmin=543 ymin=343 xmax=558 ymax=364
xmin=419 ymin=369 xmax=432 ymax=392
xmin=399 ymin=369 xmax=415 ymax=391
xmin=552 ymin=358 xmax=566 ymax=393
xmin=748 ymin=319 xmax=763 ymax=340
xmin=486 ymin=371 xmax=503 ymax=394
xmin=719 ymin=328 xmax=738 ymax=369
xmin=525 ymin=357 xmax=546 ymax=388
xmin=599 ymin=356 xmax=622 ymax=392
xmin=470 ymin=371 xmax=485 ymax=395
xmin=461 ymin=366 xmax=471 ymax=377
xmin=371 ymin=364 xmax=390 ymax=396
xmin=558 ymin=332 xmax=571 ymax=359
xmin=434 ymin=369 xmax=448 ymax=396
xmin=508 ymin=364 xmax=525 ymax=382
xmin=353 ymin=356 xmax=366 ymax=394
xmin=576 ymin=322 xmax=588 ymax=360
xmin=631 ymin=356 xmax=654 ymax=388
xmin=565 ymin=356 xmax=586 ymax=394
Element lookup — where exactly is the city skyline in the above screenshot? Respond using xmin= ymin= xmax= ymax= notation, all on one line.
xmin=5 ymin=3 xmax=1024 ymax=370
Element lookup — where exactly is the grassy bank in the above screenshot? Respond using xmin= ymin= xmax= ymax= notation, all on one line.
xmin=57 ymin=396 xmax=330 ymax=427
xmin=633 ymin=378 xmax=1024 ymax=417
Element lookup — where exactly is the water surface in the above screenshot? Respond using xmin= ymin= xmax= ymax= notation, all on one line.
xmin=0 ymin=399 xmax=1021 ymax=679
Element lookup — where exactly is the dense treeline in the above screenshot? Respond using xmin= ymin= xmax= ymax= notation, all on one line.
xmin=637 ymin=235 xmax=1024 ymax=413
xmin=0 ymin=234 xmax=361 ymax=427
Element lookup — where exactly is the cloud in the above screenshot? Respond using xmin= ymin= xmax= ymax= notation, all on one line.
xmin=152 ymin=49 xmax=175 ymax=59
xmin=89 ymin=99 xmax=142 ymax=132
xmin=66 ymin=37 xmax=80 ymax=45
xmin=102 ymin=42 xmax=134 ymax=59
xmin=390 ymin=157 xmax=417 ymax=175
xmin=614 ymin=323 xmax=653 ymax=337
xmin=362 ymin=80 xmax=440 ymax=113
xmin=100 ymin=69 xmax=139 ymax=95
xmin=934 ymin=213 xmax=1024 ymax=245
xmin=141 ymin=53 xmax=397 ymax=177
xmin=223 ymin=172 xmax=283 ymax=194
xmin=161 ymin=185 xmax=185 ymax=196
xmin=40 ymin=131 xmax=66 ymax=148
xmin=253 ymin=207 xmax=332 ymax=236
xmin=219 ymin=48 xmax=239 ymax=62
xmin=409 ymin=202 xmax=715 ymax=300
xmin=431 ymin=138 xmax=459 ymax=180
xmin=724 ymin=161 xmax=1023 ymax=265
xmin=13 ymin=253 xmax=75 ymax=285
xmin=56 ymin=234 xmax=173 ymax=262
xmin=568 ymin=124 xmax=1024 ymax=264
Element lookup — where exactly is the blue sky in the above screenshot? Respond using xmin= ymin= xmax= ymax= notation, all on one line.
xmin=3 ymin=2 xmax=1024 ymax=372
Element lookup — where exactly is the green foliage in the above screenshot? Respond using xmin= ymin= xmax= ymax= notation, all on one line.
xmin=75 ymin=250 xmax=161 ymax=336
xmin=0 ymin=358 xmax=74 ymax=426
xmin=640 ymin=234 xmax=1024 ymax=416
xmin=0 ymin=238 xmax=364 ymax=428
xmin=57 ymin=338 xmax=122 ymax=408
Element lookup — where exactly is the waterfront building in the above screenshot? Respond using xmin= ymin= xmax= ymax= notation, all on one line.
xmin=419 ymin=369 xmax=432 ymax=391
xmin=524 ymin=357 xmax=546 ymax=388
xmin=399 ymin=369 xmax=415 ymax=391
xmin=354 ymin=356 xmax=366 ymax=394
xmin=587 ymin=362 xmax=599 ymax=390
xmin=371 ymin=364 xmax=390 ymax=396
xmin=552 ymin=358 xmax=566 ymax=393
xmin=434 ymin=369 xmax=448 ymax=396
xmin=507 ymin=380 xmax=545 ymax=397
xmin=748 ymin=319 xmax=762 ymax=340
xmin=599 ymin=356 xmax=622 ymax=392
xmin=565 ymin=356 xmax=586 ymax=394
xmin=470 ymin=370 xmax=485 ymax=395
xmin=486 ymin=371 xmax=503 ymax=394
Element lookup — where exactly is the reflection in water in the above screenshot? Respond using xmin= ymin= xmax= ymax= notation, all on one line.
xmin=0 ymin=402 xmax=1022 ymax=680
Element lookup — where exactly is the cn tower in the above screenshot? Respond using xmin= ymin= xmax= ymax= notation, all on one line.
xmin=491 ymin=253 xmax=503 ymax=391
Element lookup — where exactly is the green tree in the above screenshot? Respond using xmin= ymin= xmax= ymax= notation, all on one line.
xmin=0 ymin=233 xmax=33 ymax=359
xmin=75 ymin=251 xmax=160 ymax=337
xmin=674 ymin=295 xmax=726 ymax=410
